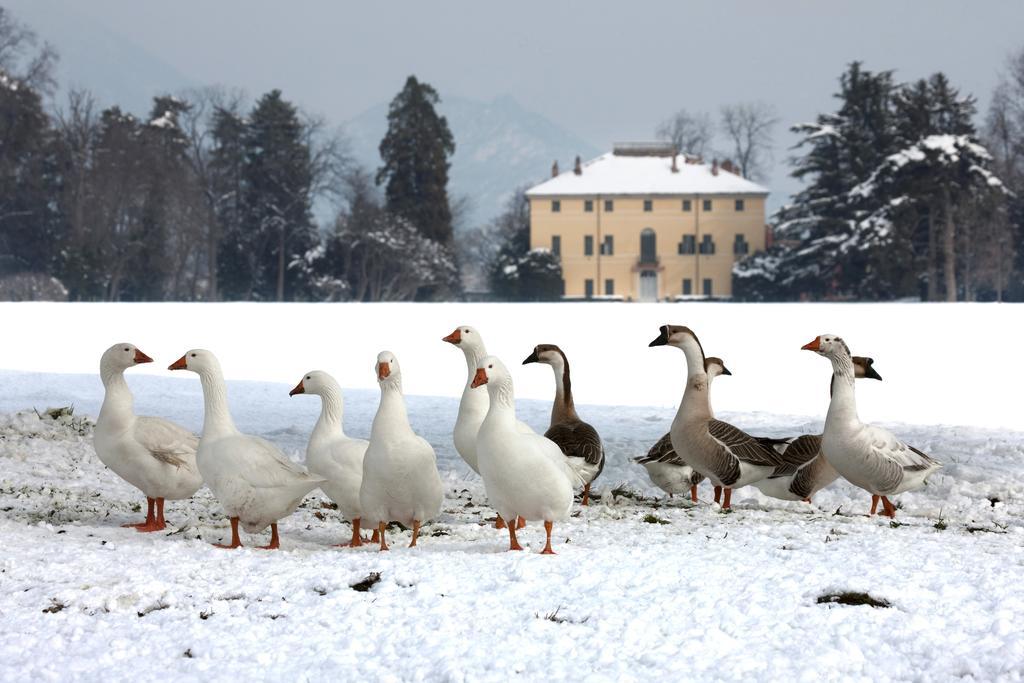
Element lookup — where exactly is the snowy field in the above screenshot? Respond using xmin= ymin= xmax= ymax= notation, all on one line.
xmin=1 ymin=302 xmax=1023 ymax=681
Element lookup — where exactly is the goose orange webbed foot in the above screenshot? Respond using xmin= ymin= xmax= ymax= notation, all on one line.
xmin=213 ymin=517 xmax=243 ymax=549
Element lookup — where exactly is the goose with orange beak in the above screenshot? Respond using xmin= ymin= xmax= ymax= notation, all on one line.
xmin=474 ymin=356 xmax=579 ymax=554
xmin=93 ymin=343 xmax=201 ymax=532
xmin=636 ymin=356 xmax=729 ymax=503
xmin=290 ymin=370 xmax=370 ymax=547
xmin=359 ymin=351 xmax=443 ymax=551
xmin=802 ymin=334 xmax=941 ymax=518
xmin=753 ymin=355 xmax=883 ymax=504
xmin=650 ymin=325 xmax=782 ymax=510
xmin=168 ymin=349 xmax=324 ymax=549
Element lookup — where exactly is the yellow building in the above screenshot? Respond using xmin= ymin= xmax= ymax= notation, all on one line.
xmin=526 ymin=143 xmax=769 ymax=301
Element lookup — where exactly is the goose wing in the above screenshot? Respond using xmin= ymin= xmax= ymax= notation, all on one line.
xmin=135 ymin=416 xmax=199 ymax=469
xmin=635 ymin=432 xmax=677 ymax=465
xmin=757 ymin=434 xmax=822 ymax=477
xmin=544 ymin=419 xmax=603 ymax=467
xmin=224 ymin=435 xmax=324 ymax=489
xmin=865 ymin=426 xmax=940 ymax=472
xmin=707 ymin=419 xmax=783 ymax=467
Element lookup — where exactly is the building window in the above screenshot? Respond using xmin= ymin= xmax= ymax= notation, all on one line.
xmin=643 ymin=199 xmax=653 ymax=212
xmin=585 ymin=279 xmax=594 ymax=299
xmin=678 ymin=234 xmax=696 ymax=255
xmin=584 ymin=235 xmax=594 ymax=256
xmin=735 ymin=198 xmax=745 ymax=211
xmin=551 ymin=235 xmax=561 ymax=256
xmin=703 ymin=278 xmax=713 ymax=296
xmin=604 ymin=199 xmax=614 ymax=212
xmin=702 ymin=199 xmax=712 ymax=212
xmin=552 ymin=200 xmax=561 ymax=212
xmin=699 ymin=234 xmax=715 ymax=255
xmin=682 ymin=279 xmax=692 ymax=296
xmin=734 ymin=233 xmax=749 ymax=255
xmin=605 ymin=279 xmax=614 ymax=295
xmin=682 ymin=199 xmax=692 ymax=212
xmin=640 ymin=228 xmax=657 ymax=264
xmin=584 ymin=199 xmax=594 ymax=212
xmin=601 ymin=235 xmax=614 ymax=255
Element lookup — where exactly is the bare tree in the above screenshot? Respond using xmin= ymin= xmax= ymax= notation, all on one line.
xmin=0 ymin=7 xmax=57 ymax=95
xmin=655 ymin=109 xmax=714 ymax=158
xmin=719 ymin=101 xmax=778 ymax=180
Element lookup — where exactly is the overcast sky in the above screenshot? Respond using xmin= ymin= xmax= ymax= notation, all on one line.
xmin=10 ymin=0 xmax=1024 ymax=204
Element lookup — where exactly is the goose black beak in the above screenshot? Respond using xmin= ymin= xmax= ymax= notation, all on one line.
xmin=721 ymin=366 xmax=733 ymax=376
xmin=522 ymin=350 xmax=539 ymax=365
xmin=648 ymin=326 xmax=669 ymax=347
xmin=865 ymin=366 xmax=883 ymax=381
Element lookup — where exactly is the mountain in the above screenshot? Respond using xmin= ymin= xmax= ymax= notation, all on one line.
xmin=345 ymin=94 xmax=600 ymax=229
xmin=4 ymin=0 xmax=195 ymax=113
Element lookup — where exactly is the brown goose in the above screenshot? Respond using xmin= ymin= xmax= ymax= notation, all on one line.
xmin=635 ymin=357 xmax=731 ymax=503
xmin=523 ymin=344 xmax=605 ymax=505
xmin=649 ymin=324 xmax=783 ymax=510
xmin=753 ymin=357 xmax=883 ymax=503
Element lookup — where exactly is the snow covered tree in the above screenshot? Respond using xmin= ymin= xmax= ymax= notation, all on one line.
xmin=376 ymin=76 xmax=456 ymax=246
xmin=487 ymin=189 xmax=563 ymax=301
xmin=241 ymin=90 xmax=317 ymax=301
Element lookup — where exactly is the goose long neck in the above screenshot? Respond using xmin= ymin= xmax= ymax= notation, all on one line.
xmin=314 ymin=382 xmax=346 ymax=438
xmin=485 ymin=378 xmax=518 ymax=429
xmin=463 ymin=344 xmax=488 ymax=382
xmin=677 ymin=340 xmax=712 ymax=420
xmin=548 ymin=355 xmax=578 ymax=424
xmin=99 ymin=365 xmax=134 ymax=425
xmin=825 ymin=350 xmax=859 ymax=425
xmin=372 ymin=380 xmax=412 ymax=440
xmin=198 ymin=366 xmax=237 ymax=437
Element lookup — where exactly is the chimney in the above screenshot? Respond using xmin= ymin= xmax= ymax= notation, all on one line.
xmin=551 ymin=160 xmax=559 ymax=177
xmin=711 ymin=158 xmax=719 ymax=176
xmin=721 ymin=159 xmax=734 ymax=174
xmin=671 ymin=154 xmax=679 ymax=173
xmin=573 ymin=155 xmax=582 ymax=175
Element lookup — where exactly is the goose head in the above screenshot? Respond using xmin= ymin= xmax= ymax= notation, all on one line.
xmin=522 ymin=343 xmax=566 ymax=368
xmin=289 ymin=370 xmax=338 ymax=397
xmin=168 ymin=349 xmax=220 ymax=375
xmin=101 ymin=343 xmax=153 ymax=372
xmin=801 ymin=334 xmax=850 ymax=359
xmin=442 ymin=325 xmax=485 ymax=355
xmin=376 ymin=351 xmax=401 ymax=386
xmin=470 ymin=355 xmax=512 ymax=391
xmin=852 ymin=356 xmax=882 ymax=381
xmin=704 ymin=356 xmax=732 ymax=382
xmin=648 ymin=325 xmax=704 ymax=354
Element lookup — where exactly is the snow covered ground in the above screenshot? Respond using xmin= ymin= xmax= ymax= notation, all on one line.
xmin=1 ymin=302 xmax=1023 ymax=681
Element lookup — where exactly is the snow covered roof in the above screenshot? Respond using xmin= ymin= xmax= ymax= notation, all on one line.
xmin=526 ymin=150 xmax=769 ymax=197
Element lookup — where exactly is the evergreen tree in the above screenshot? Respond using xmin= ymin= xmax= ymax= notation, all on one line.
xmin=242 ymin=90 xmax=316 ymax=301
xmin=376 ymin=75 xmax=456 ymax=246
xmin=487 ymin=189 xmax=563 ymax=301
xmin=210 ymin=104 xmax=251 ymax=300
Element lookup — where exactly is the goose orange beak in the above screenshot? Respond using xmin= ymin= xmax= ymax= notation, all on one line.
xmin=443 ymin=329 xmax=461 ymax=344
xmin=168 ymin=355 xmax=187 ymax=371
xmin=377 ymin=362 xmax=390 ymax=380
xmin=289 ymin=380 xmax=305 ymax=396
xmin=470 ymin=368 xmax=488 ymax=388
xmin=801 ymin=337 xmax=821 ymax=351
xmin=134 ymin=349 xmax=153 ymax=364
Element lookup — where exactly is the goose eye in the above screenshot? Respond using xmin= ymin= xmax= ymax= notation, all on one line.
xmin=306 ymin=376 xmax=310 ymax=380
xmin=123 ymin=347 xmax=129 ymax=352
xmin=464 ymin=329 xmax=470 ymax=334
xmin=488 ymin=364 xmax=493 ymax=369
xmin=190 ymin=353 xmax=196 ymax=358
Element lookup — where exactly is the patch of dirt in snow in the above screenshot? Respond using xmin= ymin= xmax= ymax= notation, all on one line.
xmin=1 ymin=409 xmax=1023 ymax=681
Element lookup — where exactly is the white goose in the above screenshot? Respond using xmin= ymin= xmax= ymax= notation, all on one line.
xmin=650 ymin=325 xmax=783 ymax=510
xmin=169 ymin=350 xmax=324 ymax=549
xmin=359 ymin=351 xmax=443 ymax=551
xmin=94 ymin=343 xmax=201 ymax=532
xmin=290 ymin=370 xmax=370 ymax=547
xmin=474 ymin=356 xmax=580 ymax=554
xmin=803 ymin=334 xmax=942 ymax=517
xmin=635 ymin=356 xmax=730 ymax=503
xmin=752 ymin=356 xmax=882 ymax=504
xmin=443 ymin=325 xmax=532 ymax=529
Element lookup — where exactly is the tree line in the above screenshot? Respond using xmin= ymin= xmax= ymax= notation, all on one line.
xmin=0 ymin=7 xmax=464 ymax=302
xmin=733 ymin=59 xmax=1023 ymax=302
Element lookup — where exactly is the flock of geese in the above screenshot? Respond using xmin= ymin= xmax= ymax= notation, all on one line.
xmin=91 ymin=325 xmax=941 ymax=554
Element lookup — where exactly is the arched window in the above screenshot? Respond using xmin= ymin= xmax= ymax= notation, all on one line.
xmin=640 ymin=228 xmax=657 ymax=264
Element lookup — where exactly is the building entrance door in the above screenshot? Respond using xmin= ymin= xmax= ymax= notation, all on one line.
xmin=639 ymin=271 xmax=658 ymax=301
